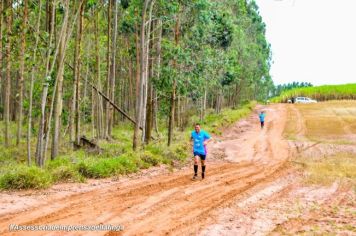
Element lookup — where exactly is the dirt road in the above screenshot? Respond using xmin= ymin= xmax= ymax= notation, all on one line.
xmin=0 ymin=104 xmax=293 ymax=235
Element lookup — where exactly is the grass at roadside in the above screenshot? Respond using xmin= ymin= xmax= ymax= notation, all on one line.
xmin=296 ymin=153 xmax=356 ymax=188
xmin=0 ymin=102 xmax=255 ymax=190
xmin=284 ymin=101 xmax=356 ymax=190
xmin=283 ymin=105 xmax=300 ymax=140
xmin=284 ymin=101 xmax=356 ymax=144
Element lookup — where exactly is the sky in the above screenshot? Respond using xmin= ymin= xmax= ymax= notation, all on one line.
xmin=255 ymin=0 xmax=356 ymax=86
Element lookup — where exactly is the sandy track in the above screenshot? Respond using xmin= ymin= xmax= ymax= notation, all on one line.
xmin=0 ymin=104 xmax=291 ymax=236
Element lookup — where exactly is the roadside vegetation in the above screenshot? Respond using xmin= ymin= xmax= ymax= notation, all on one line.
xmin=280 ymin=101 xmax=356 ymax=235
xmin=272 ymin=83 xmax=356 ymax=103
xmin=271 ymin=81 xmax=313 ymax=97
xmin=0 ymin=102 xmax=255 ymax=190
xmin=298 ymin=153 xmax=356 ymax=187
xmin=0 ymin=0 xmax=271 ymax=191
xmin=284 ymin=101 xmax=356 ymax=188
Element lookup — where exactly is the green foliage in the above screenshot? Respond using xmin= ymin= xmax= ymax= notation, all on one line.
xmin=272 ymin=84 xmax=356 ymax=103
xmin=273 ymin=81 xmax=313 ymax=97
xmin=141 ymin=151 xmax=164 ymax=166
xmin=51 ymin=165 xmax=84 ymax=183
xmin=0 ymin=166 xmax=53 ymax=190
xmin=203 ymin=101 xmax=256 ymax=134
xmin=0 ymin=101 xmax=254 ymax=190
xmin=0 ymin=0 xmax=270 ymax=189
xmin=77 ymin=158 xmax=124 ymax=178
xmin=46 ymin=158 xmax=84 ymax=183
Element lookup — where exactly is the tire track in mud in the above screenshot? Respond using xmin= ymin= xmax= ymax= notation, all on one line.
xmin=0 ymin=163 xmax=254 ymax=234
xmin=289 ymin=105 xmax=306 ymax=139
xmin=0 ymin=104 xmax=291 ymax=236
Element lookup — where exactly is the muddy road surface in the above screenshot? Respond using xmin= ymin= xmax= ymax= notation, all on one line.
xmin=1 ymin=104 xmax=292 ymax=235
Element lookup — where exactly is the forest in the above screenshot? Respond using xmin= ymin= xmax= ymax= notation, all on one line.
xmin=272 ymin=81 xmax=313 ymax=97
xmin=0 ymin=0 xmax=272 ymax=170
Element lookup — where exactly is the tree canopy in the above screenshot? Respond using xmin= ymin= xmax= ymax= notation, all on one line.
xmin=0 ymin=0 xmax=272 ymax=166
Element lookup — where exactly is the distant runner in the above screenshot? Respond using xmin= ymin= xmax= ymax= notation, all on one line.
xmin=191 ymin=123 xmax=211 ymax=180
xmin=259 ymin=111 xmax=266 ymax=129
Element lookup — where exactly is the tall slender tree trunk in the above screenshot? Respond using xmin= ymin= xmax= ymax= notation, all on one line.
xmin=75 ymin=1 xmax=84 ymax=145
xmin=145 ymin=82 xmax=153 ymax=143
xmin=153 ymin=19 xmax=162 ymax=135
xmin=91 ymin=86 xmax=96 ymax=138
xmin=105 ymin=0 xmax=112 ymax=139
xmin=145 ymin=19 xmax=154 ymax=144
xmin=203 ymin=88 xmax=207 ymax=116
xmin=44 ymin=0 xmax=83 ymax=161
xmin=17 ymin=0 xmax=28 ymax=146
xmin=0 ymin=1 xmax=3 ymax=120
xmin=28 ymin=0 xmax=42 ymax=165
xmin=43 ymin=0 xmax=83 ymax=160
xmin=168 ymin=80 xmax=176 ymax=146
xmin=141 ymin=0 xmax=154 ymax=143
xmin=126 ymin=37 xmax=133 ymax=116
xmin=36 ymin=0 xmax=56 ymax=166
xmin=51 ymin=37 xmax=66 ymax=159
xmin=51 ymin=0 xmax=70 ymax=160
xmin=4 ymin=0 xmax=13 ymax=147
xmin=135 ymin=23 xmax=140 ymax=107
xmin=70 ymin=0 xmax=84 ymax=146
xmin=108 ymin=0 xmax=118 ymax=137
xmin=153 ymin=90 xmax=159 ymax=135
xmin=168 ymin=14 xmax=180 ymax=146
xmin=176 ymin=96 xmax=180 ymax=128
xmin=95 ymin=8 xmax=104 ymax=139
xmin=133 ymin=0 xmax=150 ymax=150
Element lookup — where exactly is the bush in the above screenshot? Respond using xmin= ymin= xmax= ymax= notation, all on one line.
xmin=77 ymin=158 xmax=122 ymax=178
xmin=141 ymin=151 xmax=163 ymax=166
xmin=51 ymin=165 xmax=84 ymax=183
xmin=116 ymin=156 xmax=138 ymax=174
xmin=46 ymin=157 xmax=73 ymax=170
xmin=45 ymin=157 xmax=83 ymax=183
xmin=163 ymin=144 xmax=189 ymax=164
xmin=76 ymin=156 xmax=140 ymax=178
xmin=0 ymin=166 xmax=53 ymax=190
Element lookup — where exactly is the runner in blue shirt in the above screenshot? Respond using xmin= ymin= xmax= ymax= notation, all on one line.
xmin=191 ymin=123 xmax=212 ymax=180
xmin=259 ymin=111 xmax=266 ymax=129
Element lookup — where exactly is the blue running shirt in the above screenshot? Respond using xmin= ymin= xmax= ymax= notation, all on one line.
xmin=191 ymin=130 xmax=211 ymax=155
xmin=259 ymin=113 xmax=265 ymax=122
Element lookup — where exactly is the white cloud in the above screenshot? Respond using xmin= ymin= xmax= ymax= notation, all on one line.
xmin=255 ymin=0 xmax=356 ymax=85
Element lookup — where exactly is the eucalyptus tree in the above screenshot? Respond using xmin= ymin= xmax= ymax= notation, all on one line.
xmin=4 ymin=0 xmax=13 ymax=147
xmin=0 ymin=0 xmax=272 ymax=163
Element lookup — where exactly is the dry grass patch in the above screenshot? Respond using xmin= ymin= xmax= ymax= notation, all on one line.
xmin=305 ymin=117 xmax=345 ymax=137
xmin=283 ymin=105 xmax=299 ymax=140
xmin=297 ymin=153 xmax=356 ymax=188
xmin=287 ymin=101 xmax=356 ymax=144
xmin=344 ymin=117 xmax=356 ymax=133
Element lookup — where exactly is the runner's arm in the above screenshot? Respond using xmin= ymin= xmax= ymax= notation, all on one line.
xmin=203 ymin=133 xmax=212 ymax=146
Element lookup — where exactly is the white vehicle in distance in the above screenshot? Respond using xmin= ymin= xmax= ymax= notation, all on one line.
xmin=295 ymin=97 xmax=317 ymax=104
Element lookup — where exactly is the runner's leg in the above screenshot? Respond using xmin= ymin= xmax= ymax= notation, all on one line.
xmin=194 ymin=155 xmax=199 ymax=176
xmin=201 ymin=157 xmax=206 ymax=179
